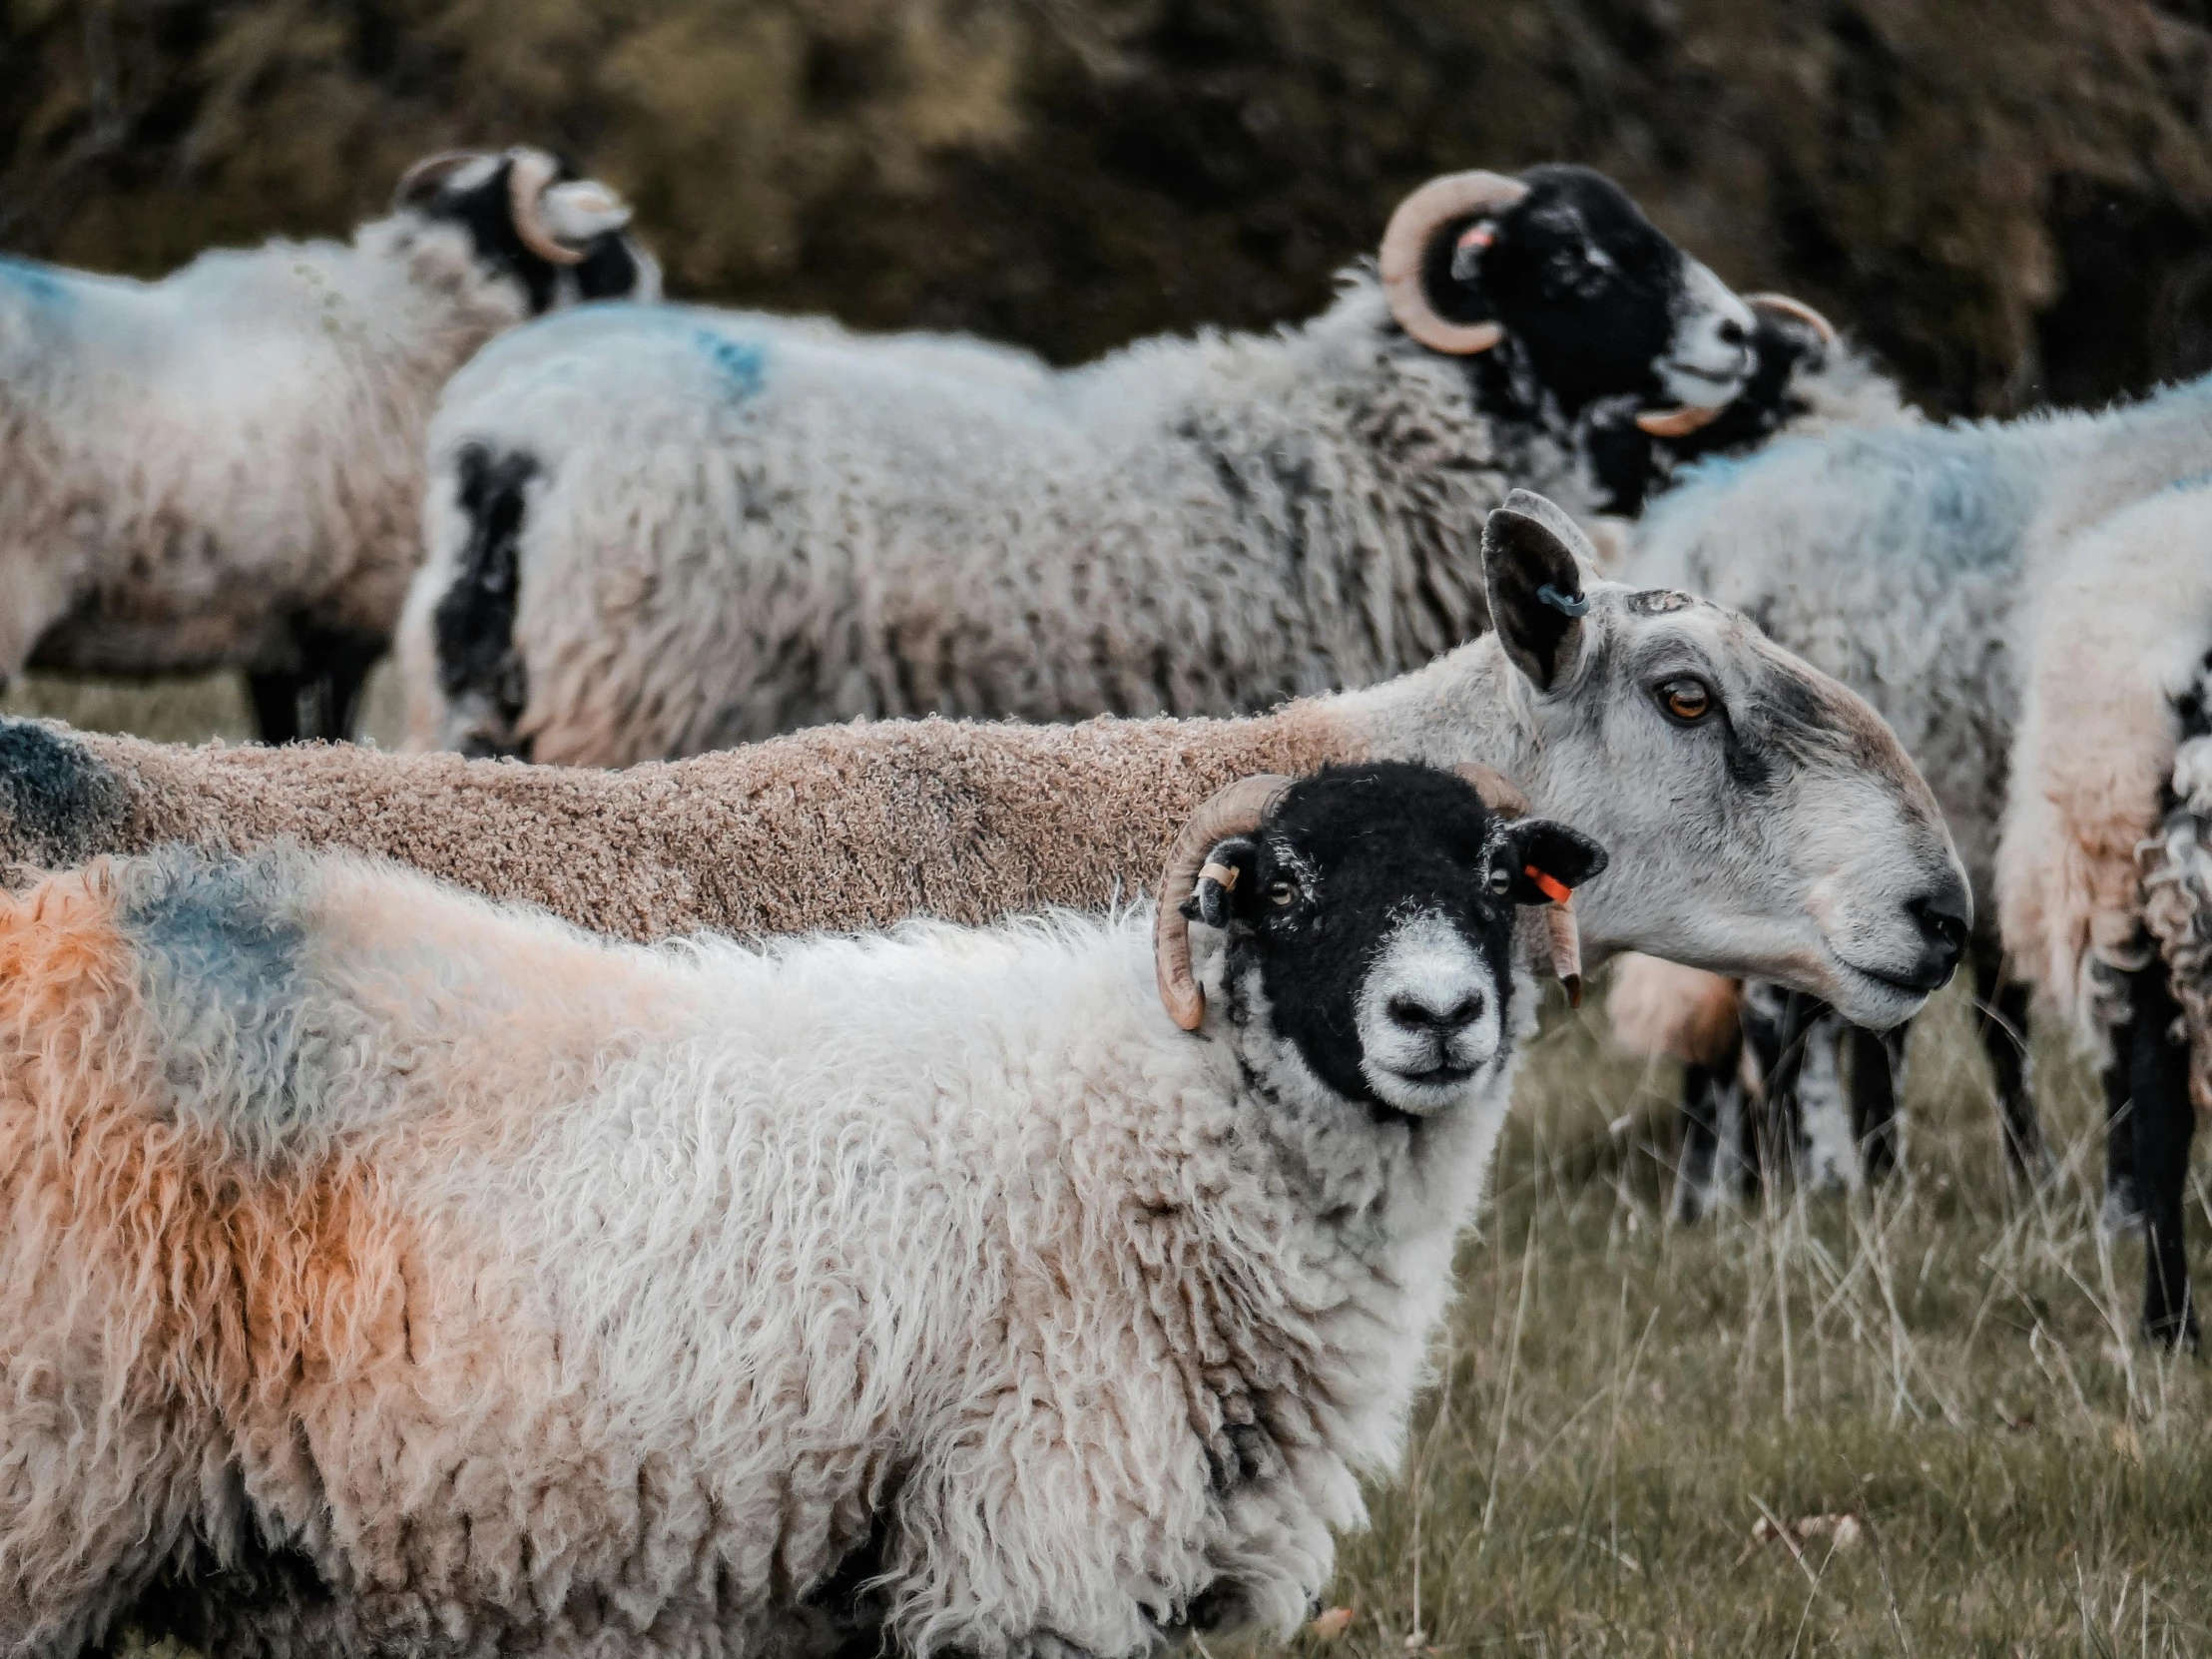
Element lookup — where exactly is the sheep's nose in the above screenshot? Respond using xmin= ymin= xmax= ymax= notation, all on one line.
xmin=1907 ymin=889 xmax=1969 ymax=985
xmin=1716 ymin=317 xmax=1748 ymax=348
xmin=1387 ymin=991 xmax=1484 ymax=1034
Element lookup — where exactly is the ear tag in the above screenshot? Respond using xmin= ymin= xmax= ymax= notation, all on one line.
xmin=1456 ymin=224 xmax=1496 ymax=253
xmin=1198 ymin=861 xmax=1240 ymax=891
xmin=1525 ymin=864 xmax=1573 ymax=905
xmin=1536 ymin=583 xmax=1588 ymax=618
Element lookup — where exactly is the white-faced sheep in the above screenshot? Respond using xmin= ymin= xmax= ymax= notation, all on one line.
xmin=1 ymin=495 xmax=1971 ymax=1037
xmin=1610 ymin=371 xmax=2212 ymax=1225
xmin=391 ymin=164 xmax=1798 ymax=763
xmin=1997 ymin=474 xmax=2212 ymax=1344
xmin=0 ymin=763 xmax=1610 ymax=1658
xmin=0 ymin=146 xmax=658 ymax=744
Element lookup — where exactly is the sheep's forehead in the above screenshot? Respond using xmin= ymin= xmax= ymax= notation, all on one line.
xmin=1605 ymin=589 xmax=1918 ymax=780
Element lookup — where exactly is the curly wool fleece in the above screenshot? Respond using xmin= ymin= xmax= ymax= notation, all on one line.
xmin=0 ymin=840 xmax=1517 ymax=1658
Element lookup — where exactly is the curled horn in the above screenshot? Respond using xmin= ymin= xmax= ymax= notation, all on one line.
xmin=1154 ymin=774 xmax=1296 ymax=1031
xmin=1746 ymin=291 xmax=1838 ymax=345
xmin=1454 ymin=762 xmax=1528 ymax=819
xmin=1380 ymin=171 xmax=1529 ymax=355
xmin=508 ymin=148 xmax=585 ymax=266
xmin=1635 ymin=402 xmax=1726 ymax=438
xmin=1456 ymin=763 xmax=1585 ymax=1005
xmin=392 ymin=150 xmax=480 ymax=210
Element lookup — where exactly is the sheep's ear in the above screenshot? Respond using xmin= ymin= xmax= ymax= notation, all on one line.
xmin=1496 ymin=821 xmax=1608 ymax=905
xmin=1483 ymin=490 xmax=1596 ymax=692
xmin=1180 ymin=836 xmax=1259 ymax=928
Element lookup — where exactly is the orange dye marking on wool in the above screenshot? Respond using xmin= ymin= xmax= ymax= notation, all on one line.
xmin=0 ymin=862 xmax=415 ymax=1417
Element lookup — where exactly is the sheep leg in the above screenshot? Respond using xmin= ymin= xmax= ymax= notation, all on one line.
xmin=249 ymin=623 xmax=385 ymax=745
xmin=2123 ymin=959 xmax=2198 ymax=1350
xmin=2100 ymin=1049 xmax=2144 ymax=1235
xmin=248 ymin=669 xmax=311 ymax=744
xmin=1842 ymin=1022 xmax=1906 ymax=1184
xmin=1752 ymin=989 xmax=1829 ymax=1192
xmin=1968 ymin=948 xmax=2046 ymax=1183
xmin=1672 ymin=1044 xmax=1739 ymax=1224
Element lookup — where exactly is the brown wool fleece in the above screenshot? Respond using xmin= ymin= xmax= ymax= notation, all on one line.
xmin=28 ymin=710 xmax=1353 ymax=941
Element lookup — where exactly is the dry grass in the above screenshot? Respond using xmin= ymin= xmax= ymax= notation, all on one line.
xmin=0 ymin=664 xmax=407 ymax=749
xmin=1301 ymin=980 xmax=2212 ymax=1658
xmin=30 ymin=676 xmax=2212 ymax=1656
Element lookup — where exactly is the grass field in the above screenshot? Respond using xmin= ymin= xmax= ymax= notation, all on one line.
xmin=15 ymin=674 xmax=2212 ymax=1658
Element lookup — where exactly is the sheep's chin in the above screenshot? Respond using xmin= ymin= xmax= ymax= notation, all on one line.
xmin=1362 ymin=1061 xmax=1497 ymax=1118
xmin=1816 ymin=943 xmax=1935 ymax=1032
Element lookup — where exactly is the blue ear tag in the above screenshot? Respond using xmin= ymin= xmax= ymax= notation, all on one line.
xmin=1537 ymin=583 xmax=1589 ymax=618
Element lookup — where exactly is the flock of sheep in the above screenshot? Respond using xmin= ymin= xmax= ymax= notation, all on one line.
xmin=0 ymin=141 xmax=2204 ymax=1657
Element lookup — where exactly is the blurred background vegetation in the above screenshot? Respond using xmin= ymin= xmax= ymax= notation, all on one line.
xmin=6 ymin=0 xmax=2212 ymax=418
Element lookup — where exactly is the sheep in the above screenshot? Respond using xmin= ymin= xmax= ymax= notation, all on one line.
xmin=1612 ymin=374 xmax=2212 ymax=1277
xmin=1 ymin=494 xmax=1972 ymax=1038
xmin=391 ymin=163 xmax=1794 ymax=764
xmin=0 ymin=146 xmax=659 ymax=745
xmin=0 ymin=761 xmax=1611 ymax=1657
xmin=1997 ymin=475 xmax=2212 ymax=1344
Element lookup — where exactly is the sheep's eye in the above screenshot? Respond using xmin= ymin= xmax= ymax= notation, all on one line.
xmin=1267 ymin=880 xmax=1300 ymax=907
xmin=1657 ymin=677 xmax=1713 ymax=724
xmin=1486 ymin=865 xmax=1512 ymax=896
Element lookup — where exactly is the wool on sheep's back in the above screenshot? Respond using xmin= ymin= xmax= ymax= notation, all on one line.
xmin=0 ymin=841 xmax=1487 ymax=1655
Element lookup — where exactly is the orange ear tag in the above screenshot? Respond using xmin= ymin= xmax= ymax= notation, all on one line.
xmin=1525 ymin=865 xmax=1573 ymax=906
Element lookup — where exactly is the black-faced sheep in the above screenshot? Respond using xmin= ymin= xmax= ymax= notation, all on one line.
xmin=0 ymin=146 xmax=659 ymax=745
xmin=393 ymin=164 xmax=1788 ymax=764
xmin=0 ymin=764 xmax=1607 ymax=1657
xmin=1 ymin=495 xmax=1971 ymax=1037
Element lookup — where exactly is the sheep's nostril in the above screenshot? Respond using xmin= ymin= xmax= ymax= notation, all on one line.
xmin=1907 ymin=892 xmax=1968 ymax=968
xmin=1388 ymin=992 xmax=1483 ymax=1032
xmin=1717 ymin=318 xmax=1747 ymax=348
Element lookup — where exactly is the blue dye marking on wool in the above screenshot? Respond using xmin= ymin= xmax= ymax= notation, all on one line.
xmin=695 ymin=330 xmax=765 ymax=397
xmin=119 ymin=849 xmax=323 ymax=1133
xmin=0 ymin=719 xmax=127 ymax=865
xmin=0 ymin=256 xmax=73 ymax=309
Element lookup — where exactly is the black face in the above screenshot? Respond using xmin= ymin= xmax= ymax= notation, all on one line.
xmin=413 ymin=154 xmax=649 ymax=314
xmin=1650 ymin=305 xmax=1829 ymax=465
xmin=1184 ymin=763 xmax=1606 ymax=1110
xmin=1423 ymin=164 xmax=1714 ymax=419
xmin=1580 ymin=303 xmax=1829 ymax=514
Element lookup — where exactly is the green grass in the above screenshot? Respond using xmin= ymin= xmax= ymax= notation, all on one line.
xmin=30 ymin=677 xmax=2212 ymax=1656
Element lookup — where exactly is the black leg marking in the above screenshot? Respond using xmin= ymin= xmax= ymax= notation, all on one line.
xmin=247 ymin=669 xmax=306 ymax=746
xmin=1756 ymin=989 xmax=1832 ymax=1191
xmin=248 ymin=624 xmax=386 ymax=745
xmin=1969 ymin=945 xmax=2046 ymax=1183
xmin=1844 ymin=1021 xmax=1905 ymax=1184
xmin=2125 ymin=959 xmax=2198 ymax=1350
xmin=1673 ymin=1050 xmax=1734 ymax=1225
xmin=2102 ymin=1046 xmax=2145 ymax=1236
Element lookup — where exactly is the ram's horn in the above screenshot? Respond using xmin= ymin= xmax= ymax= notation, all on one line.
xmin=1454 ymin=762 xmax=1529 ymax=819
xmin=1634 ymin=401 xmax=1728 ymax=438
xmin=1746 ymin=291 xmax=1838 ymax=345
xmin=392 ymin=150 xmax=481 ymax=210
xmin=1380 ymin=171 xmax=1528 ymax=355
xmin=508 ymin=148 xmax=586 ymax=267
xmin=1154 ymin=774 xmax=1296 ymax=1031
xmin=1548 ymin=905 xmax=1586 ymax=1007
xmin=1457 ymin=763 xmax=1584 ymax=1001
